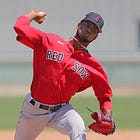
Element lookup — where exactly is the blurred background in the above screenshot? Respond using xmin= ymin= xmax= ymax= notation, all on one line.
xmin=0 ymin=0 xmax=140 ymax=96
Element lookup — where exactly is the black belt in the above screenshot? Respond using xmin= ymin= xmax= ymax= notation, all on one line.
xmin=30 ymin=99 xmax=66 ymax=112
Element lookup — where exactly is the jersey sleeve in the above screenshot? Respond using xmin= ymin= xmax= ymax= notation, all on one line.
xmin=89 ymin=59 xmax=113 ymax=112
xmin=86 ymin=53 xmax=113 ymax=112
xmin=91 ymin=71 xmax=112 ymax=112
xmin=13 ymin=16 xmax=49 ymax=49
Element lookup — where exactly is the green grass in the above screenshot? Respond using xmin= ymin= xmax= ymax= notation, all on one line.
xmin=0 ymin=96 xmax=140 ymax=130
xmin=112 ymin=97 xmax=140 ymax=130
xmin=0 ymin=97 xmax=24 ymax=130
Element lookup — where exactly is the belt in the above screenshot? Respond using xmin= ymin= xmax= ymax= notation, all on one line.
xmin=30 ymin=99 xmax=67 ymax=112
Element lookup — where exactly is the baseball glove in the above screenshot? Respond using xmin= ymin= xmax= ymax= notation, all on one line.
xmin=88 ymin=111 xmax=116 ymax=136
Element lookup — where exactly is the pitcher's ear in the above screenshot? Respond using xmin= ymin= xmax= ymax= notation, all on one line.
xmin=76 ymin=23 xmax=80 ymax=29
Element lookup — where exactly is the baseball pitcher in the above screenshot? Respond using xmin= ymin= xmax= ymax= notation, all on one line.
xmin=13 ymin=10 xmax=115 ymax=140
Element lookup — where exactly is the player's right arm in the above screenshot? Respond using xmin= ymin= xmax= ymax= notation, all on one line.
xmin=25 ymin=10 xmax=46 ymax=24
xmin=13 ymin=10 xmax=47 ymax=49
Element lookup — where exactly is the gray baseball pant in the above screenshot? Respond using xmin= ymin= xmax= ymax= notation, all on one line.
xmin=14 ymin=93 xmax=86 ymax=140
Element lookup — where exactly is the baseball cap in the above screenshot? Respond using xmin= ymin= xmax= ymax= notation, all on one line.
xmin=81 ymin=12 xmax=104 ymax=33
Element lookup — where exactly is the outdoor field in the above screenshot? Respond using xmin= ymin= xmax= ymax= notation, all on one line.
xmin=0 ymin=86 xmax=140 ymax=140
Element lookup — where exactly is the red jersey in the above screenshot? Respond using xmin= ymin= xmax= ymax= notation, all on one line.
xmin=14 ymin=16 xmax=113 ymax=111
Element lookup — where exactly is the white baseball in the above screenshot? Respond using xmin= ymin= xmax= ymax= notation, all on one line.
xmin=39 ymin=12 xmax=45 ymax=16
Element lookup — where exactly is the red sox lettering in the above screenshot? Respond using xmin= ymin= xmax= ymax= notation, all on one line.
xmin=72 ymin=61 xmax=90 ymax=79
xmin=46 ymin=49 xmax=64 ymax=62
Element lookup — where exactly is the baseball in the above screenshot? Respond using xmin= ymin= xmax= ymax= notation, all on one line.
xmin=39 ymin=12 xmax=45 ymax=16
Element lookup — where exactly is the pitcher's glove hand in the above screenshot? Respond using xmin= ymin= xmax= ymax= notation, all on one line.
xmin=88 ymin=112 xmax=116 ymax=136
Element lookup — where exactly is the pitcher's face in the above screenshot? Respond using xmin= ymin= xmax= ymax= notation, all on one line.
xmin=77 ymin=20 xmax=99 ymax=42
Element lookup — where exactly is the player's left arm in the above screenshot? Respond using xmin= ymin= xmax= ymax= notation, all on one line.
xmin=88 ymin=84 xmax=115 ymax=135
xmin=88 ymin=69 xmax=115 ymax=135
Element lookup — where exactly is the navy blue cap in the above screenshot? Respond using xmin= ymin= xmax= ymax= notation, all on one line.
xmin=81 ymin=12 xmax=104 ymax=33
